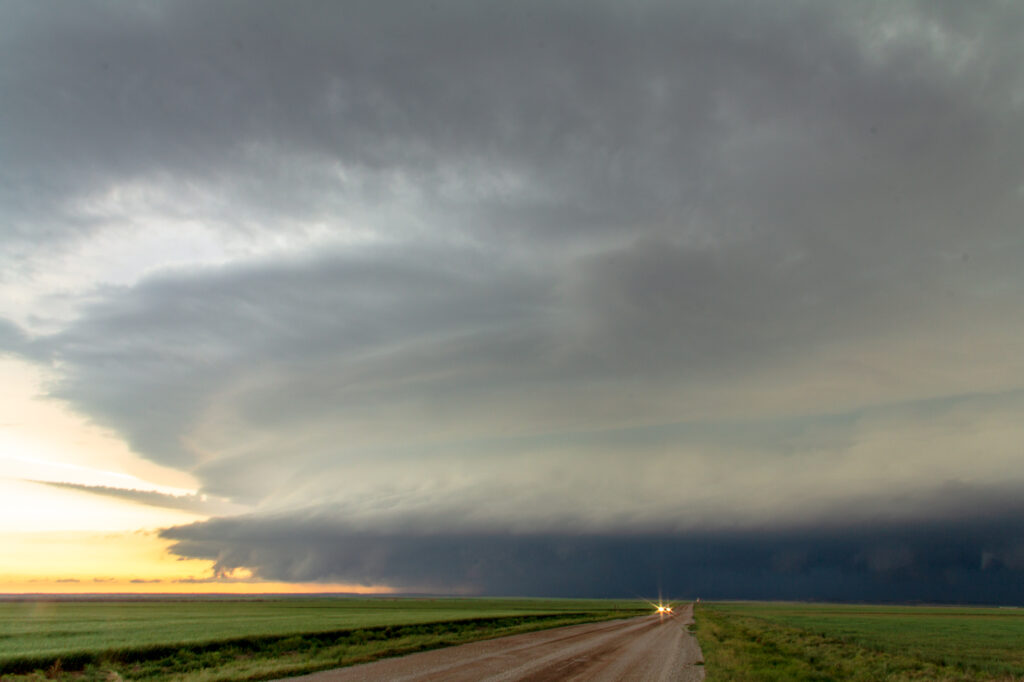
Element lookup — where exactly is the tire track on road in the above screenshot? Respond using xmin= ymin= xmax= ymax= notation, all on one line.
xmin=284 ymin=603 xmax=704 ymax=682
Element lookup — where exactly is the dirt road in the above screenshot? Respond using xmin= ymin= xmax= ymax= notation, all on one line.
xmin=284 ymin=604 xmax=704 ymax=681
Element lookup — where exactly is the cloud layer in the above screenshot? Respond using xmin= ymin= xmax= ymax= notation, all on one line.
xmin=162 ymin=497 xmax=1024 ymax=600
xmin=3 ymin=0 xmax=1024 ymax=598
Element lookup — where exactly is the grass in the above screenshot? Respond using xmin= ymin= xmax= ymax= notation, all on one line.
xmin=0 ymin=597 xmax=645 ymax=681
xmin=695 ymin=601 xmax=1024 ymax=681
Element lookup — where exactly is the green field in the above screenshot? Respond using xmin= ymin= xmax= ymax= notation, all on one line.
xmin=695 ymin=601 xmax=1024 ymax=681
xmin=0 ymin=597 xmax=645 ymax=680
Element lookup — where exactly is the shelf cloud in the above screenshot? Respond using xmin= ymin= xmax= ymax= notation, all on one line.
xmin=3 ymin=0 xmax=1023 ymax=599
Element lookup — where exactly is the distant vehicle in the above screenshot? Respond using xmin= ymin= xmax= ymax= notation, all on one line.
xmin=656 ymin=603 xmax=673 ymax=613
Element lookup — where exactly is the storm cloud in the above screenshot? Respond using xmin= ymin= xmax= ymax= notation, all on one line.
xmin=3 ymin=1 xmax=1024 ymax=599
xmin=161 ymin=497 xmax=1024 ymax=601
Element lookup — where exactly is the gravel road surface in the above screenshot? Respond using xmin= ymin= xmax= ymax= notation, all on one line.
xmin=283 ymin=603 xmax=704 ymax=681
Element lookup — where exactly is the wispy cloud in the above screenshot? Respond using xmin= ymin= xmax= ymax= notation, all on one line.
xmin=29 ymin=480 xmax=245 ymax=516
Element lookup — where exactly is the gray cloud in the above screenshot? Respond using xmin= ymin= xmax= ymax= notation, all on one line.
xmin=29 ymin=480 xmax=244 ymax=516
xmin=4 ymin=1 xmax=1021 ymax=248
xmin=0 ymin=319 xmax=29 ymax=357
xmin=4 ymin=1 xmax=1024 ymax=599
xmin=161 ymin=490 xmax=1024 ymax=599
xmin=16 ymin=244 xmax=553 ymax=475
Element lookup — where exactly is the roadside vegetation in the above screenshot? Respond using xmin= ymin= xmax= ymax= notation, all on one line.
xmin=695 ymin=601 xmax=1024 ymax=681
xmin=0 ymin=597 xmax=645 ymax=681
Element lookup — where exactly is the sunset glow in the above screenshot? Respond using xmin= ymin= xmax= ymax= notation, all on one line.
xmin=0 ymin=358 xmax=391 ymax=594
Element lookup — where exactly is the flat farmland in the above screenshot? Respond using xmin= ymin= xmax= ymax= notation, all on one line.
xmin=696 ymin=601 xmax=1024 ymax=681
xmin=0 ymin=597 xmax=645 ymax=680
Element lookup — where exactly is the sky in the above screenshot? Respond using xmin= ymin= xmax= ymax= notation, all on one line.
xmin=1 ymin=0 xmax=1023 ymax=601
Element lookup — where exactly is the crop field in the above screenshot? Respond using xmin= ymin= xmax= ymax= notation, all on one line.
xmin=695 ymin=601 xmax=1024 ymax=681
xmin=0 ymin=597 xmax=646 ymax=680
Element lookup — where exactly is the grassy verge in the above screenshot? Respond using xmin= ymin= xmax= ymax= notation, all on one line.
xmin=0 ymin=597 xmax=643 ymax=661
xmin=694 ymin=602 xmax=1024 ymax=681
xmin=0 ymin=601 xmax=643 ymax=681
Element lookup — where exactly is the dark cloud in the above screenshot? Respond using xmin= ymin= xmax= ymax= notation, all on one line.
xmin=3 ymin=1 xmax=1021 ymax=249
xmin=15 ymin=245 xmax=553 ymax=475
xmin=162 ymin=490 xmax=1024 ymax=601
xmin=3 ymin=1 xmax=1024 ymax=600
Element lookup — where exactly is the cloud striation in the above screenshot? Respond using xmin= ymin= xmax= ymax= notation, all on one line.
xmin=2 ymin=0 xmax=1024 ymax=600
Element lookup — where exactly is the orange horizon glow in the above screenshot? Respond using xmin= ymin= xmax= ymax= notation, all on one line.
xmin=0 ymin=580 xmax=396 ymax=596
xmin=3 ymin=357 xmax=441 ymax=599
xmin=0 ymin=530 xmax=397 ymax=596
xmin=0 ymin=358 xmax=349 ymax=596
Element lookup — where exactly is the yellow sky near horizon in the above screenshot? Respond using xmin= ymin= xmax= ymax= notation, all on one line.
xmin=0 ymin=357 xmax=392 ymax=595
xmin=0 ymin=530 xmax=393 ymax=594
xmin=0 ymin=524 xmax=394 ymax=595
